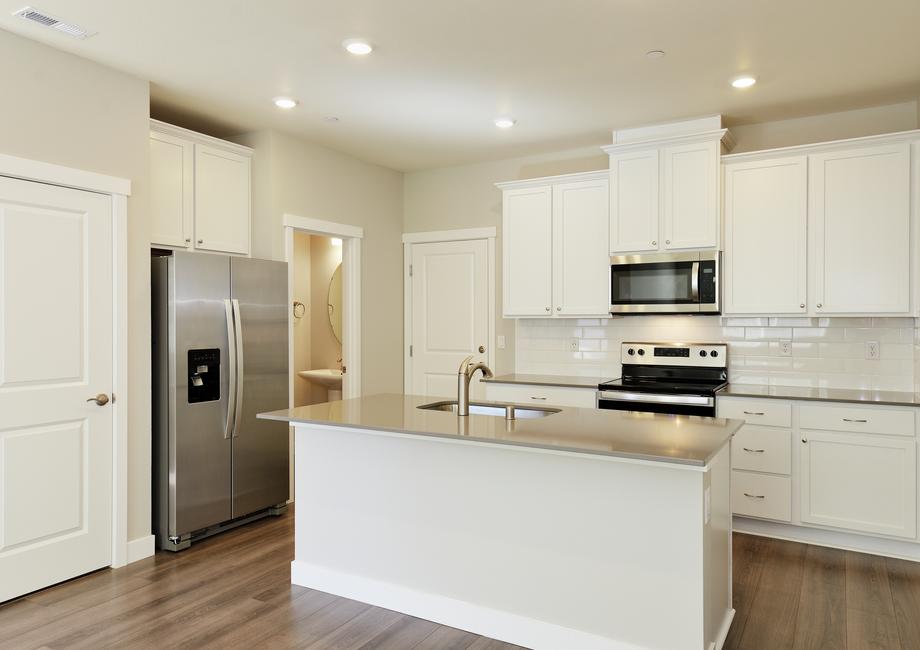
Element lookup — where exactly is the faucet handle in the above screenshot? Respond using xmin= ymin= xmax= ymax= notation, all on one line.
xmin=457 ymin=355 xmax=474 ymax=374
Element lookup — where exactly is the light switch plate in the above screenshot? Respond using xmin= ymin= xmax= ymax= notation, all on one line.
xmin=497 ymin=335 xmax=506 ymax=349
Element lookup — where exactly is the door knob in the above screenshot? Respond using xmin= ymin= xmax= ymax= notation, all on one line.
xmin=478 ymin=345 xmax=485 ymax=353
xmin=87 ymin=393 xmax=110 ymax=406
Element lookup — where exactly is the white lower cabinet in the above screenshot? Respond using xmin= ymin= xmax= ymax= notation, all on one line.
xmin=800 ymin=430 xmax=917 ymax=539
xmin=719 ymin=395 xmax=920 ymax=544
xmin=483 ymin=383 xmax=596 ymax=409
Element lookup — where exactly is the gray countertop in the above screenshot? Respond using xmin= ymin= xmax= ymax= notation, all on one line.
xmin=481 ymin=373 xmax=611 ymax=389
xmin=718 ymin=384 xmax=920 ymax=407
xmin=259 ymin=393 xmax=740 ymax=467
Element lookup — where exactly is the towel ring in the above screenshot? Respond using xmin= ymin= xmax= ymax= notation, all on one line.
xmin=292 ymin=301 xmax=306 ymax=319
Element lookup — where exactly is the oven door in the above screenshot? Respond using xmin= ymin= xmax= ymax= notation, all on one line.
xmin=596 ymin=390 xmax=716 ymax=417
xmin=610 ymin=252 xmax=701 ymax=313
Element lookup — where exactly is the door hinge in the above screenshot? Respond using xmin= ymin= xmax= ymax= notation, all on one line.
xmin=409 ymin=345 xmax=413 ymax=357
xmin=409 ymin=264 xmax=413 ymax=277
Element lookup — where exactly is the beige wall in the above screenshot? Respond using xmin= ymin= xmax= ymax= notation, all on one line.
xmin=233 ymin=130 xmax=404 ymax=395
xmin=403 ymin=100 xmax=920 ymax=374
xmin=0 ymin=28 xmax=152 ymax=541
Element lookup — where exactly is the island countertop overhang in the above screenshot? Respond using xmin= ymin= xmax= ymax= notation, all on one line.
xmin=259 ymin=393 xmax=741 ymax=468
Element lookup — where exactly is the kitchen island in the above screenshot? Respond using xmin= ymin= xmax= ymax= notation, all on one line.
xmin=259 ymin=394 xmax=742 ymax=650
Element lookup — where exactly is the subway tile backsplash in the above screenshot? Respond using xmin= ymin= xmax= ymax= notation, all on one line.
xmin=515 ymin=316 xmax=920 ymax=392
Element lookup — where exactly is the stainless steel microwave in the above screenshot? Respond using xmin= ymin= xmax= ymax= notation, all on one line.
xmin=609 ymin=251 xmax=720 ymax=314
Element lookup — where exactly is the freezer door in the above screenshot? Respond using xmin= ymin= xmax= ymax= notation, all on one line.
xmin=230 ymin=257 xmax=290 ymax=517
xmin=171 ymin=252 xmax=233 ymax=535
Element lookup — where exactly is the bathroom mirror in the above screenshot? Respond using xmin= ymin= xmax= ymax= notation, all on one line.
xmin=327 ymin=263 xmax=343 ymax=343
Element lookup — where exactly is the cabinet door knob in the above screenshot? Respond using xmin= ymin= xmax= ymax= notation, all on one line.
xmin=802 ymin=438 xmax=808 ymax=443
xmin=198 ymin=239 xmax=204 ymax=245
xmin=185 ymin=237 xmax=191 ymax=244
xmin=665 ymin=240 xmax=670 ymax=245
xmin=545 ymin=307 xmax=550 ymax=312
xmin=651 ymin=240 xmax=657 ymax=246
xmin=800 ymin=303 xmax=805 ymax=309
xmin=556 ymin=307 xmax=561 ymax=312
xmin=817 ymin=303 xmax=822 ymax=308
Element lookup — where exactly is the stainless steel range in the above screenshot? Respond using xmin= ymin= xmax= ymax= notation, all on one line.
xmin=597 ymin=342 xmax=727 ymax=417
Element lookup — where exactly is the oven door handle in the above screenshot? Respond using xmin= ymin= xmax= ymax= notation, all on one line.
xmin=691 ymin=261 xmax=700 ymax=301
xmin=597 ymin=391 xmax=714 ymax=407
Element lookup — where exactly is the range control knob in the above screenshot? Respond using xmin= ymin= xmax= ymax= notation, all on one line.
xmin=637 ymin=348 xmax=645 ymax=356
xmin=627 ymin=348 xmax=635 ymax=356
xmin=710 ymin=350 xmax=719 ymax=358
xmin=699 ymin=350 xmax=708 ymax=357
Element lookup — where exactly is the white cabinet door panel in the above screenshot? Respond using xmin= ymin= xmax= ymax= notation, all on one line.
xmin=609 ymin=150 xmax=659 ymax=253
xmin=194 ymin=144 xmax=251 ymax=255
xmin=0 ymin=177 xmax=113 ymax=602
xmin=483 ymin=383 xmax=597 ymax=408
xmin=503 ymin=186 xmax=553 ymax=317
xmin=723 ymin=157 xmax=807 ymax=314
xmin=662 ymin=140 xmax=718 ymax=250
xmin=810 ymin=144 xmax=911 ymax=314
xmin=800 ymin=430 xmax=916 ymax=538
xmin=553 ymin=180 xmax=609 ymax=316
xmin=149 ymin=131 xmax=193 ymax=248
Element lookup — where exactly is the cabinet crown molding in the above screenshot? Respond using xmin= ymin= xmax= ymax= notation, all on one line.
xmin=602 ymin=129 xmax=734 ymax=155
xmin=722 ymin=128 xmax=920 ymax=164
xmin=494 ymin=169 xmax=608 ymax=191
xmin=150 ymin=119 xmax=253 ymax=157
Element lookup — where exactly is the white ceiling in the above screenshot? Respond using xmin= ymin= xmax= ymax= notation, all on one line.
xmin=3 ymin=1 xmax=920 ymax=171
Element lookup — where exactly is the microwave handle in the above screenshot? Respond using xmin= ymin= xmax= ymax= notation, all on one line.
xmin=691 ymin=261 xmax=700 ymax=301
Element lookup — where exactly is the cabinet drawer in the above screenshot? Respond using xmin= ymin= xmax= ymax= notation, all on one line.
xmin=799 ymin=404 xmax=914 ymax=437
xmin=718 ymin=398 xmax=791 ymax=428
xmin=731 ymin=426 xmax=791 ymax=475
xmin=732 ymin=471 xmax=791 ymax=522
xmin=483 ymin=383 xmax=596 ymax=409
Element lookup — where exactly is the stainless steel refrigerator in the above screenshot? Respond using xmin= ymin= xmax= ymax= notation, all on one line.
xmin=152 ymin=251 xmax=289 ymax=551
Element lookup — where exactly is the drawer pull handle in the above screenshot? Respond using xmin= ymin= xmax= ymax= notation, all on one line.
xmin=743 ymin=411 xmax=765 ymax=416
xmin=530 ymin=396 xmax=547 ymax=401
xmin=742 ymin=447 xmax=765 ymax=453
xmin=842 ymin=418 xmax=867 ymax=423
xmin=743 ymin=493 xmax=765 ymax=499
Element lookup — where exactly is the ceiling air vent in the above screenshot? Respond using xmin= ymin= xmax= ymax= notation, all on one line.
xmin=11 ymin=6 xmax=96 ymax=38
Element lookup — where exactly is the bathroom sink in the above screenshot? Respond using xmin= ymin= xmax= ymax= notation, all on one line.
xmin=417 ymin=400 xmax=559 ymax=419
xmin=298 ymin=369 xmax=343 ymax=388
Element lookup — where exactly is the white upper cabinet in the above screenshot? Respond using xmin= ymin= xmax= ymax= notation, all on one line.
xmin=723 ymin=134 xmax=917 ymax=316
xmin=724 ymin=156 xmax=808 ymax=314
xmin=194 ymin=145 xmax=251 ymax=255
xmin=662 ymin=140 xmax=719 ymax=250
xmin=149 ymin=120 xmax=252 ymax=256
xmin=609 ymin=149 xmax=658 ymax=253
xmin=150 ymin=131 xmax=194 ymax=248
xmin=502 ymin=185 xmax=553 ymax=317
xmin=499 ymin=172 xmax=609 ymax=319
xmin=604 ymin=118 xmax=731 ymax=255
xmin=553 ymin=179 xmax=610 ymax=316
xmin=810 ymin=144 xmax=911 ymax=314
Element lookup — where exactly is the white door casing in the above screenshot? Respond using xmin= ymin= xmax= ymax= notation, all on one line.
xmin=406 ymin=238 xmax=491 ymax=398
xmin=0 ymin=177 xmax=115 ymax=602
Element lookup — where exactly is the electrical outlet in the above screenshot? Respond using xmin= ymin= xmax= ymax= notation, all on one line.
xmin=866 ymin=341 xmax=880 ymax=360
xmin=779 ymin=341 xmax=793 ymax=357
xmin=497 ymin=335 xmax=506 ymax=349
xmin=570 ymin=338 xmax=579 ymax=352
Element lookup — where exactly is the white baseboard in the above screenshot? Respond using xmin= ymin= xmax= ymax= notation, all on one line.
xmin=126 ymin=534 xmax=156 ymax=564
xmin=290 ymin=561 xmax=636 ymax=650
xmin=734 ymin=516 xmax=920 ymax=562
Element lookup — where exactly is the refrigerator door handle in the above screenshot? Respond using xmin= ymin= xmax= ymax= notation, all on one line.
xmin=223 ymin=299 xmax=236 ymax=440
xmin=231 ymin=299 xmax=245 ymax=438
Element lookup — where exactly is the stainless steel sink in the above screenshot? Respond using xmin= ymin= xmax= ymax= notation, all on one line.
xmin=417 ymin=400 xmax=559 ymax=419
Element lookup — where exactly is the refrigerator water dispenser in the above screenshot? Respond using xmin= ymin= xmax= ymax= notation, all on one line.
xmin=187 ymin=348 xmax=220 ymax=403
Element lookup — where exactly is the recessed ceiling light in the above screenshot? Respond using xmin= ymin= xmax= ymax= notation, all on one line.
xmin=342 ymin=38 xmax=373 ymax=55
xmin=646 ymin=50 xmax=666 ymax=59
xmin=731 ymin=76 xmax=757 ymax=89
xmin=273 ymin=96 xmax=298 ymax=109
xmin=494 ymin=117 xmax=516 ymax=129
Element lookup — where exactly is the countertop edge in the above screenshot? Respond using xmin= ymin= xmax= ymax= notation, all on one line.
xmin=259 ymin=411 xmax=738 ymax=469
xmin=480 ymin=374 xmax=608 ymax=390
xmin=717 ymin=384 xmax=920 ymax=407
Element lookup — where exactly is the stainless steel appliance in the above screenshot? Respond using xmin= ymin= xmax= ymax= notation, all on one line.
xmin=597 ymin=342 xmax=727 ymax=417
xmin=609 ymin=251 xmax=720 ymax=314
xmin=152 ymin=251 xmax=289 ymax=551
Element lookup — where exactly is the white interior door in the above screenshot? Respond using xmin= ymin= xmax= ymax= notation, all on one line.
xmin=0 ymin=176 xmax=114 ymax=602
xmin=408 ymin=239 xmax=489 ymax=398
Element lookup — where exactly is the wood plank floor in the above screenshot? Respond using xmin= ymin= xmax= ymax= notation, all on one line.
xmin=1 ymin=510 xmax=918 ymax=649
